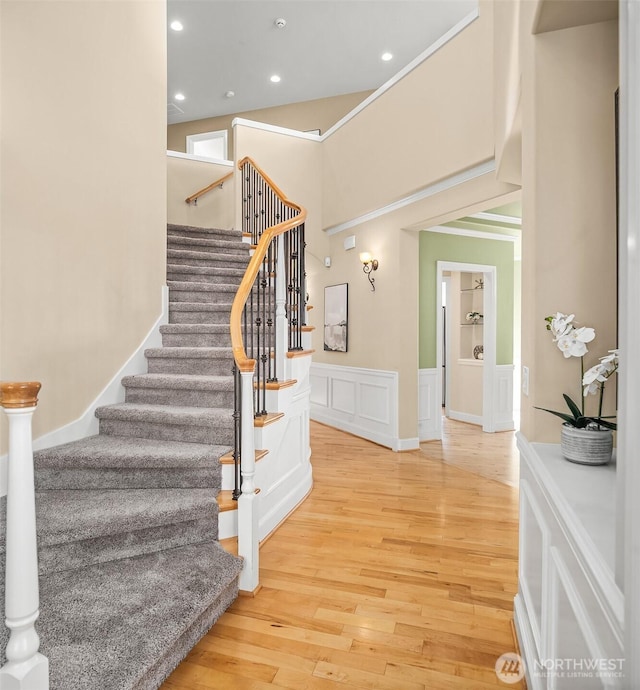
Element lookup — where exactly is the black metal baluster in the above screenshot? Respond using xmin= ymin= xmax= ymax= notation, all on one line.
xmin=259 ymin=254 xmax=268 ymax=415
xmin=299 ymin=223 xmax=307 ymax=336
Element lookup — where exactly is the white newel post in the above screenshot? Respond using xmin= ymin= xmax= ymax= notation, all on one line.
xmin=0 ymin=382 xmax=49 ymax=690
xmin=275 ymin=234 xmax=288 ymax=382
xmin=237 ymin=369 xmax=259 ymax=593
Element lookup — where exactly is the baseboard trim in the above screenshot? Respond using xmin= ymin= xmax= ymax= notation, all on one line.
xmin=448 ymin=410 xmax=483 ymax=426
xmin=33 ymin=286 xmax=169 ymax=452
xmin=394 ymin=437 xmax=420 ymax=451
xmin=0 ymin=287 xmax=169 ymax=497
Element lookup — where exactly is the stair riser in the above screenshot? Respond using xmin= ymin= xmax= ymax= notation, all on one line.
xmin=38 ymin=516 xmax=218 ymax=576
xmin=147 ymin=357 xmax=234 ymax=376
xmin=124 ymin=387 xmax=234 ymax=408
xmin=167 ymin=237 xmax=248 ymax=253
xmin=35 ymin=467 xmax=222 ymax=491
xmin=167 ymin=271 xmax=243 ymax=284
xmin=167 ymin=225 xmax=242 ymax=240
xmin=168 ymin=253 xmax=248 ymax=268
xmin=169 ymin=308 xmax=231 ymax=324
xmin=167 ymin=245 xmax=249 ymax=260
xmin=99 ymin=419 xmax=234 ymax=446
xmin=169 ymin=289 xmax=237 ymax=304
xmin=161 ymin=333 xmax=232 ymax=347
xmin=169 ymin=229 xmax=241 ymax=241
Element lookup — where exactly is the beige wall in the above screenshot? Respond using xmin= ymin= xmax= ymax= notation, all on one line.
xmin=167 ymin=156 xmax=234 ymax=229
xmin=167 ymin=91 xmax=373 ymax=157
xmin=309 ymin=219 xmax=419 ymax=440
xmin=520 ymin=18 xmax=618 ymax=442
xmin=233 ymin=124 xmax=326 ymax=262
xmin=0 ymin=0 xmax=166 ymax=450
xmin=322 ymin=1 xmax=495 ymax=229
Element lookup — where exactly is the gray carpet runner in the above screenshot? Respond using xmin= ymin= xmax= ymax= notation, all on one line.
xmin=0 ymin=224 xmax=249 ymax=689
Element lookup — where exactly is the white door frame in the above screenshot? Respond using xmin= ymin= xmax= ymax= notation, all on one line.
xmin=442 ymin=275 xmax=452 ymax=416
xmin=620 ymin=0 xmax=640 ymax=682
xmin=436 ymin=261 xmax=498 ymax=437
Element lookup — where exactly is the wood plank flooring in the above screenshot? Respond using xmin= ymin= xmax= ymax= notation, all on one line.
xmin=161 ymin=420 xmax=524 ymax=689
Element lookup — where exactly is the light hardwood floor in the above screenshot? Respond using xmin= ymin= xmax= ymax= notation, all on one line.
xmin=161 ymin=420 xmax=524 ymax=690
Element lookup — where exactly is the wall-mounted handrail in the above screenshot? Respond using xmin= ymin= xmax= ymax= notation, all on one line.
xmin=185 ymin=170 xmax=234 ymax=205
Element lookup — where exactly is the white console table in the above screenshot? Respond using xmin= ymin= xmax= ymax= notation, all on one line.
xmin=515 ymin=434 xmax=624 ymax=689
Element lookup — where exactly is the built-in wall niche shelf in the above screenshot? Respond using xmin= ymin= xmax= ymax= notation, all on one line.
xmin=459 ymin=271 xmax=484 ymax=360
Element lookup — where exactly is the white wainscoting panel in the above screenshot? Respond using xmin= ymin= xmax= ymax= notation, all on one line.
xmin=494 ymin=364 xmax=515 ymax=431
xmin=310 ymin=363 xmax=414 ymax=451
xmin=418 ymin=368 xmax=440 ymax=441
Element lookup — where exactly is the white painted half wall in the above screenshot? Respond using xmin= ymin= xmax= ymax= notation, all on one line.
xmin=418 ymin=368 xmax=441 ymax=441
xmin=419 ymin=364 xmax=514 ymax=440
xmin=310 ymin=363 xmax=418 ymax=451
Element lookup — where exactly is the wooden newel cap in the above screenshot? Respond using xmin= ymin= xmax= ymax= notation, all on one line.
xmin=0 ymin=381 xmax=42 ymax=408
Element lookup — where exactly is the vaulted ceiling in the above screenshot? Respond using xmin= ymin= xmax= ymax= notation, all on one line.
xmin=167 ymin=0 xmax=477 ymax=125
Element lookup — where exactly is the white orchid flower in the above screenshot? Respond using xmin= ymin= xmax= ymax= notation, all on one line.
xmin=549 ymin=312 xmax=575 ymax=340
xmin=557 ymin=333 xmax=589 ymax=358
xmin=572 ymin=326 xmax=596 ymax=343
xmin=600 ymin=349 xmax=619 ymax=365
xmin=583 ymin=381 xmax=600 ymax=397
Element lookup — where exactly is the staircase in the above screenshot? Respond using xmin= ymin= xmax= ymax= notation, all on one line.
xmin=0 ymin=224 xmax=252 ymax=689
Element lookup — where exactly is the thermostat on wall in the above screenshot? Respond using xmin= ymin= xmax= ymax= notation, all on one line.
xmin=343 ymin=235 xmax=356 ymax=251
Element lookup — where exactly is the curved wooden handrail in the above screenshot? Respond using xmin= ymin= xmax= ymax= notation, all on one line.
xmin=185 ymin=170 xmax=234 ymax=204
xmin=231 ymin=157 xmax=307 ymax=372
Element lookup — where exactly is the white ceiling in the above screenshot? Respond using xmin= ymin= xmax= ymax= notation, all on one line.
xmin=167 ymin=0 xmax=478 ymax=125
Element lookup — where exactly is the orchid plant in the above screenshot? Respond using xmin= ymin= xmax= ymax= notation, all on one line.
xmin=536 ymin=312 xmax=618 ymax=430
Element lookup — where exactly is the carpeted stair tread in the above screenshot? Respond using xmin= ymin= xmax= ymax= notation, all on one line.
xmin=169 ymin=301 xmax=234 ymax=313
xmin=168 ymin=223 xmax=242 ymax=239
xmin=160 ymin=324 xmax=231 ymax=335
xmin=0 ymin=488 xmax=218 ymax=553
xmin=167 ymin=234 xmax=248 ymax=251
xmin=34 ymin=434 xmax=228 ymax=470
xmin=37 ymin=541 xmax=242 ymax=690
xmin=95 ymin=402 xmax=233 ymax=427
xmin=145 ymin=346 xmax=232 ymax=359
xmin=167 ymin=264 xmax=245 ymax=279
xmin=159 ymin=324 xmax=231 ymax=347
xmin=122 ymin=373 xmax=234 ymax=391
xmin=122 ymin=374 xmax=234 ymax=408
xmin=167 ymin=248 xmax=249 ymax=265
xmin=168 ymin=280 xmax=239 ymax=293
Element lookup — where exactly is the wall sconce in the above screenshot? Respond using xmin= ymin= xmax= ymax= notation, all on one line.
xmin=359 ymin=252 xmax=379 ymax=291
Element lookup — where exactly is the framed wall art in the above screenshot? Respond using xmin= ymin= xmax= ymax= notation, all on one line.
xmin=324 ymin=283 xmax=348 ymax=352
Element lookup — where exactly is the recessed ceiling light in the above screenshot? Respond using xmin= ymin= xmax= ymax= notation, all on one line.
xmin=274 ymin=18 xmax=287 ymax=28
xmin=270 ymin=75 xmax=281 ymax=83
xmin=170 ymin=20 xmax=183 ymax=31
xmin=381 ymin=52 xmax=393 ymax=61
xmin=174 ymin=93 xmax=185 ymax=101
xmin=225 ymin=91 xmax=235 ymax=98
